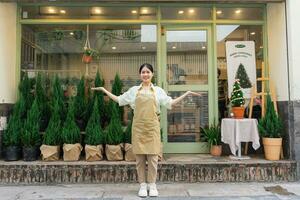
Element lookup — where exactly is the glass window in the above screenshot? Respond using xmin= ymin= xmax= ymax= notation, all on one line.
xmin=216 ymin=25 xmax=263 ymax=119
xmin=216 ymin=7 xmax=264 ymax=20
xmin=21 ymin=24 xmax=157 ymax=95
xmin=21 ymin=6 xmax=157 ymax=20
xmin=161 ymin=7 xmax=212 ymax=20
xmin=167 ymin=91 xmax=208 ymax=143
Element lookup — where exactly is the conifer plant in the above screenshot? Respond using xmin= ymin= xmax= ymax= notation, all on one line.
xmin=230 ymin=79 xmax=245 ymax=118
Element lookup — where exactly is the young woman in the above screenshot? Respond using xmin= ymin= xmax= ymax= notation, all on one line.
xmin=92 ymin=63 xmax=201 ymax=197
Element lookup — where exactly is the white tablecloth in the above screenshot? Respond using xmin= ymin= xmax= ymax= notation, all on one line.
xmin=221 ymin=118 xmax=260 ymax=156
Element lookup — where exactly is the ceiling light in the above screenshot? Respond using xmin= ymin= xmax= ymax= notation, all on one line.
xmin=48 ymin=8 xmax=56 ymax=13
xmin=112 ymin=46 xmax=117 ymax=50
xmin=216 ymin=10 xmax=222 ymax=15
xmin=250 ymin=32 xmax=256 ymax=35
xmin=70 ymin=32 xmax=74 ymax=35
xmin=94 ymin=8 xmax=102 ymax=14
xmin=60 ymin=10 xmax=66 ymax=14
xmin=235 ymin=9 xmax=241 ymax=14
xmin=131 ymin=10 xmax=137 ymax=14
xmin=188 ymin=9 xmax=195 ymax=14
xmin=141 ymin=9 xmax=148 ymax=14
xmin=178 ymin=10 xmax=184 ymax=14
xmin=172 ymin=46 xmax=177 ymax=49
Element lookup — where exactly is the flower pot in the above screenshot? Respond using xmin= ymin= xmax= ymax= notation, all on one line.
xmin=23 ymin=146 xmax=40 ymax=161
xmin=232 ymin=106 xmax=245 ymax=119
xmin=210 ymin=145 xmax=222 ymax=156
xmin=105 ymin=144 xmax=123 ymax=161
xmin=4 ymin=146 xmax=21 ymax=161
xmin=82 ymin=55 xmax=92 ymax=64
xmin=63 ymin=143 xmax=82 ymax=161
xmin=262 ymin=137 xmax=282 ymax=160
xmin=40 ymin=145 xmax=60 ymax=161
xmin=85 ymin=144 xmax=104 ymax=161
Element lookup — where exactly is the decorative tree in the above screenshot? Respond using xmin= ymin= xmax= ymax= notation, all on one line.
xmin=123 ymin=117 xmax=132 ymax=144
xmin=108 ymin=73 xmax=123 ymax=122
xmin=74 ymin=76 xmax=87 ymax=130
xmin=85 ymin=99 xmax=104 ymax=145
xmin=43 ymin=99 xmax=62 ymax=146
xmin=52 ymin=75 xmax=66 ymax=121
xmin=62 ymin=100 xmax=81 ymax=144
xmin=21 ymin=98 xmax=41 ymax=148
xmin=235 ymin=63 xmax=252 ymax=89
xmin=2 ymin=95 xmax=26 ymax=147
xmin=106 ymin=103 xmax=123 ymax=145
xmin=19 ymin=72 xmax=34 ymax=118
xmin=258 ymin=94 xmax=283 ymax=138
xmin=92 ymin=70 xmax=106 ymax=127
xmin=230 ymin=79 xmax=245 ymax=107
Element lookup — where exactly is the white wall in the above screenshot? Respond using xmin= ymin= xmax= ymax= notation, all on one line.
xmin=267 ymin=3 xmax=289 ymax=101
xmin=0 ymin=3 xmax=17 ymax=104
xmin=286 ymin=0 xmax=300 ymax=101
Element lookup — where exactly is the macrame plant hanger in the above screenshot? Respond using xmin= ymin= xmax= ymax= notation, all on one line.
xmin=84 ymin=24 xmax=91 ymax=77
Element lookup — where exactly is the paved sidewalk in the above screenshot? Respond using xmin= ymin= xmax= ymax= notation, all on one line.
xmin=0 ymin=182 xmax=300 ymax=200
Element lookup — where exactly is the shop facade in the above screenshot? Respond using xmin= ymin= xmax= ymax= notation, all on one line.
xmin=0 ymin=0 xmax=299 ymax=170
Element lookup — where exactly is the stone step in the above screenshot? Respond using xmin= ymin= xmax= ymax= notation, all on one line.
xmin=0 ymin=155 xmax=297 ymax=184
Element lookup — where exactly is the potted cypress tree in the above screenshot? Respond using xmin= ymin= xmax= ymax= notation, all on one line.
xmin=35 ymin=73 xmax=50 ymax=131
xmin=230 ymin=79 xmax=245 ymax=118
xmin=93 ymin=70 xmax=106 ymax=127
xmin=62 ymin=99 xmax=82 ymax=161
xmin=202 ymin=123 xmax=222 ymax=156
xmin=123 ymin=116 xmax=135 ymax=161
xmin=21 ymin=98 xmax=42 ymax=161
xmin=2 ymin=95 xmax=26 ymax=161
xmin=40 ymin=100 xmax=61 ymax=161
xmin=258 ymin=94 xmax=284 ymax=160
xmin=74 ymin=76 xmax=87 ymax=131
xmin=52 ymin=75 xmax=66 ymax=121
xmin=105 ymin=103 xmax=124 ymax=161
xmin=84 ymin=99 xmax=105 ymax=161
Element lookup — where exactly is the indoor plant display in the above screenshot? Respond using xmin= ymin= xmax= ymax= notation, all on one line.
xmin=105 ymin=103 xmax=124 ymax=161
xmin=74 ymin=76 xmax=87 ymax=131
xmin=123 ymin=115 xmax=135 ymax=161
xmin=21 ymin=98 xmax=42 ymax=161
xmin=84 ymin=99 xmax=105 ymax=161
xmin=230 ymin=79 xmax=245 ymax=118
xmin=2 ymin=95 xmax=26 ymax=161
xmin=82 ymin=47 xmax=94 ymax=64
xmin=258 ymin=94 xmax=283 ymax=160
xmin=92 ymin=70 xmax=106 ymax=127
xmin=202 ymin=123 xmax=222 ymax=156
xmin=40 ymin=100 xmax=62 ymax=161
xmin=62 ymin=100 xmax=82 ymax=161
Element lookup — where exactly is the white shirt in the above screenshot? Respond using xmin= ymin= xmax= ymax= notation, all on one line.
xmin=117 ymin=83 xmax=173 ymax=112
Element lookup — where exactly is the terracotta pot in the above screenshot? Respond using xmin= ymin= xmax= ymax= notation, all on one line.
xmin=262 ymin=137 xmax=282 ymax=160
xmin=232 ymin=106 xmax=245 ymax=119
xmin=82 ymin=55 xmax=92 ymax=64
xmin=210 ymin=145 xmax=222 ymax=156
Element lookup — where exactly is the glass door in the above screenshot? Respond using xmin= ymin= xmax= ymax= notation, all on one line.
xmin=161 ymin=25 xmax=215 ymax=153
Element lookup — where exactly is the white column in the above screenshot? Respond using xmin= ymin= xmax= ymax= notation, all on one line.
xmin=0 ymin=3 xmax=17 ymax=104
xmin=267 ymin=3 xmax=289 ymax=101
xmin=286 ymin=0 xmax=300 ymax=101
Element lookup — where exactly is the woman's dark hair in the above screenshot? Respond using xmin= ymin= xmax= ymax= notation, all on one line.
xmin=139 ymin=63 xmax=154 ymax=74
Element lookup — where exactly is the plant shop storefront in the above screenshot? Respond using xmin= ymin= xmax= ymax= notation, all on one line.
xmin=2 ymin=0 xmax=293 ymax=159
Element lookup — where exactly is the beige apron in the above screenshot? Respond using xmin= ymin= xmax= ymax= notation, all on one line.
xmin=132 ymin=88 xmax=160 ymax=155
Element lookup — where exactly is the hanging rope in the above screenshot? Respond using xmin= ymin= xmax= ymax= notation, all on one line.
xmin=84 ymin=24 xmax=91 ymax=50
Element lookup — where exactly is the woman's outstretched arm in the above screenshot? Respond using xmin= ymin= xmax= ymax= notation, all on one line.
xmin=91 ymin=87 xmax=119 ymax=103
xmin=171 ymin=91 xmax=201 ymax=106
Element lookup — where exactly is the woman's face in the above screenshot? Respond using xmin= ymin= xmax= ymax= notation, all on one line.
xmin=140 ymin=66 xmax=153 ymax=83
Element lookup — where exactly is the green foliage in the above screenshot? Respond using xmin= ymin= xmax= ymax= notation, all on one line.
xmin=43 ymin=99 xmax=62 ymax=146
xmin=230 ymin=79 xmax=245 ymax=107
xmin=108 ymin=73 xmax=123 ymax=122
xmin=74 ymin=76 xmax=86 ymax=120
xmin=2 ymin=95 xmax=26 ymax=147
xmin=235 ymin=63 xmax=252 ymax=89
xmin=123 ymin=120 xmax=132 ymax=144
xmin=19 ymin=72 xmax=34 ymax=118
xmin=21 ymin=98 xmax=41 ymax=147
xmin=62 ymin=99 xmax=81 ymax=144
xmin=106 ymin=103 xmax=123 ymax=145
xmin=258 ymin=94 xmax=283 ymax=138
xmin=52 ymin=75 xmax=66 ymax=120
xmin=85 ymin=99 xmax=104 ymax=145
xmin=35 ymin=73 xmax=50 ymax=120
xmin=202 ymin=122 xmax=221 ymax=146
xmin=93 ymin=71 xmax=106 ymax=127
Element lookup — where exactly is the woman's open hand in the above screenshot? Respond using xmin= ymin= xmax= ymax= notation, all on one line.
xmin=186 ymin=91 xmax=202 ymax=96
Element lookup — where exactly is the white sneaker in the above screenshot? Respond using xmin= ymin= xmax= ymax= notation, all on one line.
xmin=148 ymin=183 xmax=159 ymax=197
xmin=138 ymin=183 xmax=148 ymax=197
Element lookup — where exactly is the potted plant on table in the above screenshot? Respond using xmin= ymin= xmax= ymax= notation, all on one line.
xmin=62 ymin=100 xmax=82 ymax=161
xmin=84 ymin=99 xmax=105 ymax=161
xmin=258 ymin=94 xmax=283 ymax=161
xmin=230 ymin=79 xmax=245 ymax=119
xmin=21 ymin=98 xmax=42 ymax=161
xmin=105 ymin=103 xmax=124 ymax=161
xmin=40 ymin=100 xmax=61 ymax=161
xmin=202 ymin=123 xmax=222 ymax=156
